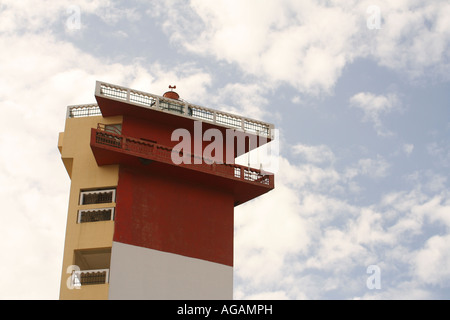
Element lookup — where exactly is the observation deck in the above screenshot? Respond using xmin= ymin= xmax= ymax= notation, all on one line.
xmin=67 ymin=81 xmax=275 ymax=205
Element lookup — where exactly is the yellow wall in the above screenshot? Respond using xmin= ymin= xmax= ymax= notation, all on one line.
xmin=58 ymin=115 xmax=122 ymax=300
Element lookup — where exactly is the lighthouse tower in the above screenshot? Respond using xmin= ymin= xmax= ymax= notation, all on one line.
xmin=58 ymin=81 xmax=275 ymax=300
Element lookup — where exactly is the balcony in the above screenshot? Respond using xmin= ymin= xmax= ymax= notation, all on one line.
xmin=94 ymin=81 xmax=274 ymax=139
xmin=71 ymin=248 xmax=111 ymax=287
xmin=67 ymin=81 xmax=275 ymax=141
xmin=90 ymin=126 xmax=274 ymax=205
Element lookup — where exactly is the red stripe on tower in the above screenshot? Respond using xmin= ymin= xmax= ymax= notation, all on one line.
xmin=114 ymin=165 xmax=234 ymax=266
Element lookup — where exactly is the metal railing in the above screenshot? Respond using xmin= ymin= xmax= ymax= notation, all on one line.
xmin=71 ymin=269 xmax=109 ymax=286
xmin=95 ymin=81 xmax=274 ymax=139
xmin=79 ymin=188 xmax=116 ymax=205
xmin=93 ymin=128 xmax=273 ymax=187
xmin=77 ymin=208 xmax=115 ymax=223
xmin=66 ymin=82 xmax=274 ymax=140
xmin=67 ymin=104 xmax=101 ymax=118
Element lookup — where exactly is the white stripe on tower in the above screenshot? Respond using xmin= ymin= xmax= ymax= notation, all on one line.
xmin=108 ymin=241 xmax=233 ymax=300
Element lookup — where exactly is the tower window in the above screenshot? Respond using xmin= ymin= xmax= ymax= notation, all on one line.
xmin=77 ymin=208 xmax=115 ymax=223
xmin=79 ymin=188 xmax=116 ymax=205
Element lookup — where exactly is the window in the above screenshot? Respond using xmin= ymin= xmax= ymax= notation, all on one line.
xmin=104 ymin=124 xmax=122 ymax=135
xmin=77 ymin=208 xmax=115 ymax=223
xmin=79 ymin=188 xmax=116 ymax=205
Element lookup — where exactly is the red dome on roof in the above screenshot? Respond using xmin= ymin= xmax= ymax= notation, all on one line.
xmin=163 ymin=85 xmax=179 ymax=100
xmin=163 ymin=91 xmax=180 ymax=100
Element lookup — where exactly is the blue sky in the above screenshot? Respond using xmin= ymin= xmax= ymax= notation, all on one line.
xmin=0 ymin=0 xmax=449 ymax=299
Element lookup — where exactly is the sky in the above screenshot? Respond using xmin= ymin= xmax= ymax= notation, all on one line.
xmin=0 ymin=0 xmax=449 ymax=300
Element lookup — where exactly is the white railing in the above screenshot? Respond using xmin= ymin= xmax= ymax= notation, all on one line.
xmin=71 ymin=269 xmax=110 ymax=287
xmin=67 ymin=104 xmax=101 ymax=118
xmin=95 ymin=81 xmax=275 ymax=139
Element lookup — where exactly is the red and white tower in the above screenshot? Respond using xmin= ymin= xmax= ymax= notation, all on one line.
xmin=59 ymin=81 xmax=275 ymax=299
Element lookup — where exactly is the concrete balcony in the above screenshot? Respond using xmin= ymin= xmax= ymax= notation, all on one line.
xmin=94 ymin=81 xmax=275 ymax=140
xmin=90 ymin=127 xmax=274 ymax=206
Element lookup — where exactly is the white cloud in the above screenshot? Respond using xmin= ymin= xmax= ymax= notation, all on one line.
xmin=355 ymin=156 xmax=390 ymax=179
xmin=424 ymin=174 xmax=447 ymax=193
xmin=208 ymin=82 xmax=271 ymax=120
xmin=349 ymin=92 xmax=400 ymax=136
xmin=305 ymin=228 xmax=367 ymax=272
xmin=152 ymin=0 xmax=360 ymax=94
xmin=240 ymin=290 xmax=290 ymax=300
xmin=234 ymin=152 xmax=389 ymax=298
xmin=427 ymin=141 xmax=450 ymax=168
xmin=0 ymin=0 xmax=115 ymax=33
xmin=235 ymin=142 xmax=450 ymax=299
xmin=275 ymin=157 xmax=340 ymax=192
xmin=403 ymin=143 xmax=414 ymax=156
xmin=414 ymin=192 xmax=450 ymax=229
xmin=292 ymin=143 xmax=335 ymax=164
xmin=370 ymin=1 xmax=450 ymax=80
xmin=234 ymin=181 xmax=310 ymax=287
xmin=151 ymin=0 xmax=450 ymax=94
xmin=414 ymin=235 xmax=450 ymax=287
xmin=357 ymin=281 xmax=434 ymax=300
xmin=343 ymin=155 xmax=391 ymax=183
